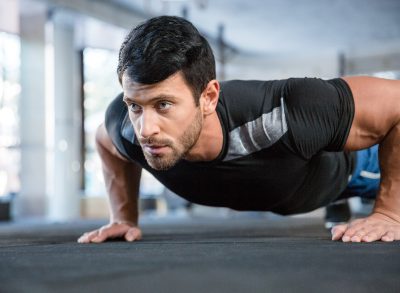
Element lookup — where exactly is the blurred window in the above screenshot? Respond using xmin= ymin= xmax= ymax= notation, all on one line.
xmin=372 ymin=71 xmax=400 ymax=80
xmin=83 ymin=47 xmax=121 ymax=196
xmin=0 ymin=32 xmax=20 ymax=198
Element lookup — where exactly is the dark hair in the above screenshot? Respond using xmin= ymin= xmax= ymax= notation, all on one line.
xmin=117 ymin=16 xmax=216 ymax=105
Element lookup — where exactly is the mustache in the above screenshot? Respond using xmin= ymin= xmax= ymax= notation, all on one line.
xmin=139 ymin=137 xmax=172 ymax=146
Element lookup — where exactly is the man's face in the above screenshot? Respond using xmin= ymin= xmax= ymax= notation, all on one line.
xmin=122 ymin=71 xmax=203 ymax=170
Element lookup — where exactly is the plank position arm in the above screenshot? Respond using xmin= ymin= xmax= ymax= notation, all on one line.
xmin=332 ymin=76 xmax=400 ymax=242
xmin=77 ymin=123 xmax=143 ymax=243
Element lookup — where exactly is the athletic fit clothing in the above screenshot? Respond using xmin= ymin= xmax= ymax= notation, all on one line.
xmin=105 ymin=77 xmax=357 ymax=215
xmin=339 ymin=145 xmax=380 ymax=200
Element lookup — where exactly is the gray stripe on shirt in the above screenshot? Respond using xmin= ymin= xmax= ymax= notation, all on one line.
xmin=224 ymin=98 xmax=287 ymax=161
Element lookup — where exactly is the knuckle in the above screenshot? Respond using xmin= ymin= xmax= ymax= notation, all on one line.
xmin=334 ymin=226 xmax=346 ymax=234
xmin=89 ymin=231 xmax=99 ymax=237
xmin=98 ymin=230 xmax=108 ymax=237
xmin=351 ymin=219 xmax=363 ymax=226
xmin=354 ymin=229 xmax=364 ymax=235
xmin=99 ymin=225 xmax=111 ymax=233
xmin=386 ymin=230 xmax=394 ymax=236
xmin=375 ymin=225 xmax=386 ymax=233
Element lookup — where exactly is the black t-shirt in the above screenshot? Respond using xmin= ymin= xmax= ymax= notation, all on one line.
xmin=105 ymin=77 xmax=356 ymax=215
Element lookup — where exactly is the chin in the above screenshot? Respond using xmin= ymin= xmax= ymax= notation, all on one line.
xmin=146 ymin=156 xmax=180 ymax=171
xmin=148 ymin=163 xmax=172 ymax=171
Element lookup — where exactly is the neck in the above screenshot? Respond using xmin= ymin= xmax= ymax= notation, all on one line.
xmin=185 ymin=111 xmax=223 ymax=161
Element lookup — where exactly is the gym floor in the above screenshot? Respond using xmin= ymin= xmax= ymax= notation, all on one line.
xmin=0 ymin=215 xmax=399 ymax=293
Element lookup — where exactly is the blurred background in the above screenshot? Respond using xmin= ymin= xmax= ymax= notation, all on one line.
xmin=0 ymin=0 xmax=399 ymax=222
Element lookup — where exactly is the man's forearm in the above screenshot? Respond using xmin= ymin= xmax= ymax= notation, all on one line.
xmin=105 ymin=161 xmax=142 ymax=225
xmin=96 ymin=124 xmax=142 ymax=226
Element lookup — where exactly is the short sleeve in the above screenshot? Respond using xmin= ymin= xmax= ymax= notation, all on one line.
xmin=104 ymin=92 xmax=136 ymax=160
xmin=282 ymin=78 xmax=355 ymax=159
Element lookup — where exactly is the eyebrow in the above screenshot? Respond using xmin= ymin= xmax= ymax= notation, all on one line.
xmin=123 ymin=94 xmax=178 ymax=104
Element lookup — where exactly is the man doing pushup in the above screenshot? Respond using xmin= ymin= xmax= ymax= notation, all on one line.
xmin=78 ymin=16 xmax=400 ymax=244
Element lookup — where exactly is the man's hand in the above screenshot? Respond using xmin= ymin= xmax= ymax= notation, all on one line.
xmin=77 ymin=222 xmax=142 ymax=243
xmin=331 ymin=212 xmax=400 ymax=242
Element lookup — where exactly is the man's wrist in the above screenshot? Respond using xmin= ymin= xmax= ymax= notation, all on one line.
xmin=372 ymin=207 xmax=400 ymax=224
xmin=110 ymin=213 xmax=138 ymax=226
xmin=113 ymin=220 xmax=137 ymax=226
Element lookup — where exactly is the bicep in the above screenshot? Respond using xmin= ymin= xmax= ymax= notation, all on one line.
xmin=343 ymin=76 xmax=400 ymax=151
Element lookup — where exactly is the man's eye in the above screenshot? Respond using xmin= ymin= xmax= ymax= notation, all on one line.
xmin=157 ymin=101 xmax=172 ymax=111
xmin=129 ymin=103 xmax=141 ymax=113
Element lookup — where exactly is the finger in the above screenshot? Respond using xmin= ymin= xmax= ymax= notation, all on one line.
xmin=360 ymin=228 xmax=385 ymax=242
xmin=91 ymin=228 xmax=113 ymax=243
xmin=350 ymin=228 xmax=368 ymax=242
xmin=77 ymin=235 xmax=87 ymax=243
xmin=77 ymin=232 xmax=88 ymax=243
xmin=78 ymin=231 xmax=99 ymax=243
xmin=381 ymin=231 xmax=395 ymax=242
xmin=342 ymin=221 xmax=373 ymax=242
xmin=331 ymin=224 xmax=348 ymax=241
xmin=91 ymin=224 xmax=132 ymax=243
xmin=395 ymin=230 xmax=400 ymax=241
xmin=125 ymin=228 xmax=142 ymax=242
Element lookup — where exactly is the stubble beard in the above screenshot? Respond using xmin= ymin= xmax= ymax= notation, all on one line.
xmin=142 ymin=109 xmax=203 ymax=170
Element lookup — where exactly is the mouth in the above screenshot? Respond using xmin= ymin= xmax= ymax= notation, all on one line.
xmin=143 ymin=144 xmax=169 ymax=156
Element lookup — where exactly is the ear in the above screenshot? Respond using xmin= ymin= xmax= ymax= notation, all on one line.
xmin=200 ymin=80 xmax=220 ymax=116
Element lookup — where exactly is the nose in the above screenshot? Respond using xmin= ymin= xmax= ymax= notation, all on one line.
xmin=137 ymin=110 xmax=160 ymax=139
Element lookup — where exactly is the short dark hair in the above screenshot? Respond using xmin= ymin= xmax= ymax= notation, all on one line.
xmin=117 ymin=16 xmax=216 ymax=105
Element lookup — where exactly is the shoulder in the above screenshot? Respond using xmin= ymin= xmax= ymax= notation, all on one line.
xmin=220 ymin=79 xmax=286 ymax=102
xmin=341 ymin=76 xmax=400 ymax=150
xmin=283 ymin=77 xmax=346 ymax=105
xmin=219 ymin=79 xmax=286 ymax=130
xmin=105 ymin=93 xmax=141 ymax=160
xmin=282 ymin=77 xmax=355 ymax=158
xmin=218 ymin=80 xmax=289 ymax=161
